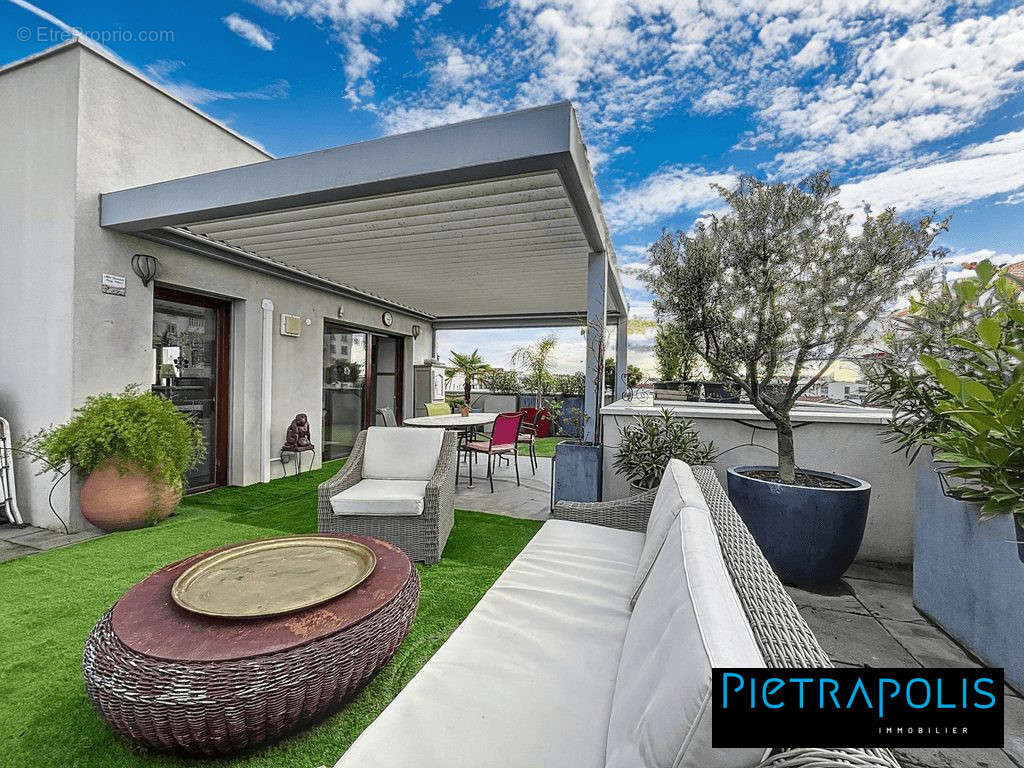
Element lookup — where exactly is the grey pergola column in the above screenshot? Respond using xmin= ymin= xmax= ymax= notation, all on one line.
xmin=584 ymin=251 xmax=607 ymax=444
xmin=614 ymin=316 xmax=628 ymax=401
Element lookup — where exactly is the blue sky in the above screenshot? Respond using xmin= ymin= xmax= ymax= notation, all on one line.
xmin=3 ymin=0 xmax=1023 ymax=374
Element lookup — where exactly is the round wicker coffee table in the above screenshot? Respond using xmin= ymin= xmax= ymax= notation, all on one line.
xmin=82 ymin=534 xmax=419 ymax=755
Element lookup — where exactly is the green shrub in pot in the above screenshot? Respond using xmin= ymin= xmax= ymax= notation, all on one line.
xmin=24 ymin=385 xmax=204 ymax=530
xmin=613 ymin=408 xmax=716 ymax=491
xmin=866 ymin=259 xmax=1024 ymax=520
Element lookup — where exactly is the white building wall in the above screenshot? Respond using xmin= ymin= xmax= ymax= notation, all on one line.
xmin=2 ymin=43 xmax=433 ymax=531
xmin=0 ymin=47 xmax=80 ymax=531
xmin=601 ymin=400 xmax=919 ymax=565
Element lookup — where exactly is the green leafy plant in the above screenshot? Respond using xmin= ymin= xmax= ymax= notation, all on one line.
xmin=479 ymin=367 xmax=522 ymax=395
xmin=865 ymin=260 xmax=1024 ymax=519
xmin=605 ymin=357 xmax=644 ymax=390
xmin=554 ymin=371 xmax=585 ymax=396
xmin=445 ymin=350 xmax=491 ymax=405
xmin=613 ymin=409 xmax=717 ymax=490
xmin=511 ymin=334 xmax=558 ymax=412
xmin=642 ymin=171 xmax=946 ymax=484
xmin=23 ymin=385 xmax=204 ymax=490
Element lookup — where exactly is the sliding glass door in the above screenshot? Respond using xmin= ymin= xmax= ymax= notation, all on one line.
xmin=370 ymin=335 xmax=403 ymax=425
xmin=322 ymin=325 xmax=368 ymax=460
xmin=152 ymin=288 xmax=230 ymax=492
xmin=323 ymin=325 xmax=404 ymax=459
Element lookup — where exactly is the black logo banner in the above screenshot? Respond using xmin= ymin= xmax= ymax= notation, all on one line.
xmin=712 ymin=667 xmax=1003 ymax=748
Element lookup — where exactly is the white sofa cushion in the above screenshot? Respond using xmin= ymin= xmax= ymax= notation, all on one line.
xmin=631 ymin=459 xmax=709 ymax=605
xmin=361 ymin=426 xmax=444 ymax=481
xmin=334 ymin=519 xmax=645 ymax=768
xmin=329 ymin=479 xmax=428 ymax=516
xmin=606 ymin=512 xmax=767 ymax=768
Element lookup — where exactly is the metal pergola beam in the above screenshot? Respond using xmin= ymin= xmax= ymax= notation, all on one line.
xmin=99 ymin=100 xmax=629 ymax=322
xmin=584 ymin=251 xmax=608 ymax=445
xmin=431 ymin=310 xmax=622 ymax=330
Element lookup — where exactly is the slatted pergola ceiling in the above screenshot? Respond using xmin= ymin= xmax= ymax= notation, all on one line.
xmin=100 ymin=101 xmax=626 ymax=324
xmin=184 ymin=173 xmax=588 ymax=317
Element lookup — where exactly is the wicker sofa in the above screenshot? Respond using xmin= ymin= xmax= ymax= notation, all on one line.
xmin=333 ymin=460 xmax=899 ymax=768
xmin=317 ymin=428 xmax=457 ymax=564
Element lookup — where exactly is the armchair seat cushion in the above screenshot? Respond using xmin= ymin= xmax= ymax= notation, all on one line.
xmin=329 ymin=479 xmax=428 ymax=516
xmin=466 ymin=440 xmax=515 ymax=452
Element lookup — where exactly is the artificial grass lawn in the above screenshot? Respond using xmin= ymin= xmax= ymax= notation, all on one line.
xmin=0 ymin=461 xmax=541 ymax=768
xmin=518 ymin=436 xmax=563 ymax=458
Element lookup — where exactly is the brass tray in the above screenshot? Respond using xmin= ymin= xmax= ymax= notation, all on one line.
xmin=171 ymin=536 xmax=377 ymax=618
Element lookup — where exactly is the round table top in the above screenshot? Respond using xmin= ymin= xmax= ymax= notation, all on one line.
xmin=110 ymin=534 xmax=411 ymax=663
xmin=403 ymin=412 xmax=499 ymax=428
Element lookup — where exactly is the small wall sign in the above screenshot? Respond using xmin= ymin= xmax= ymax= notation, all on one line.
xmin=101 ymin=273 xmax=126 ymax=296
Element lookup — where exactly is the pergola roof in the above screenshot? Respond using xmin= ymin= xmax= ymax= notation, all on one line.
xmin=101 ymin=101 xmax=627 ymax=325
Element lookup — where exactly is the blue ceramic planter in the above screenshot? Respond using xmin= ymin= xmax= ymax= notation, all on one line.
xmin=726 ymin=466 xmax=870 ymax=587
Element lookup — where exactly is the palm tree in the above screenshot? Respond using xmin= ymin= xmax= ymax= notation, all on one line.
xmin=510 ymin=334 xmax=558 ymax=410
xmin=445 ymin=350 xmax=491 ymax=405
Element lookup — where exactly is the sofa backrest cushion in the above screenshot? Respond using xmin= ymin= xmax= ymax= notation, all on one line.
xmin=631 ymin=460 xmax=708 ymax=606
xmin=362 ymin=427 xmax=444 ymax=481
xmin=606 ymin=513 xmax=767 ymax=768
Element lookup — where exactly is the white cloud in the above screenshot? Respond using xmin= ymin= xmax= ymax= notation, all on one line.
xmin=604 ymin=166 xmax=735 ymax=230
xmin=144 ymin=60 xmax=290 ymax=105
xmin=760 ymin=6 xmax=1024 ymax=173
xmin=431 ymin=43 xmax=487 ymax=87
xmin=223 ymin=13 xmax=277 ymax=50
xmin=422 ymin=2 xmax=442 ymax=19
xmin=837 ymin=129 xmax=1024 ymax=214
xmin=380 ymin=95 xmax=501 ymax=134
xmin=247 ymin=0 xmax=416 ymax=103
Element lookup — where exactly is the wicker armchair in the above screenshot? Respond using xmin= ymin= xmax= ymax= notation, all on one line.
xmin=552 ymin=465 xmax=901 ymax=768
xmin=317 ymin=430 xmax=457 ymax=564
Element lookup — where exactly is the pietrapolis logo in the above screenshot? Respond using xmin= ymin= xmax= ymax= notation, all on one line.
xmin=712 ymin=668 xmax=1003 ymax=748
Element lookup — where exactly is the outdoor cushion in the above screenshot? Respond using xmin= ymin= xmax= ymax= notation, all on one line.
xmin=334 ymin=519 xmax=644 ymax=768
xmin=606 ymin=513 xmax=767 ymax=768
xmin=631 ymin=459 xmax=709 ymax=605
xmin=465 ymin=440 xmax=516 ymax=452
xmin=362 ymin=426 xmax=444 ymax=481
xmin=329 ymin=479 xmax=428 ymax=516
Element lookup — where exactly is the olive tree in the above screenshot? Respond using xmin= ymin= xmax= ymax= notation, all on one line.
xmin=643 ymin=171 xmax=946 ymax=483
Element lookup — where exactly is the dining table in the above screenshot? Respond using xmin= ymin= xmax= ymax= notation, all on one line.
xmin=402 ymin=412 xmax=499 ymax=430
xmin=402 ymin=412 xmax=499 ymax=488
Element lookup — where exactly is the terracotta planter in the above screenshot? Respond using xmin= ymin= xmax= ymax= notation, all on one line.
xmin=80 ymin=459 xmax=181 ymax=532
xmin=458 ymin=405 xmax=471 ymax=417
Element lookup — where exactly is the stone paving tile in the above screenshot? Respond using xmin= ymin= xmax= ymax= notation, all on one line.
xmin=850 ymin=577 xmax=929 ymax=623
xmin=785 ymin=581 xmax=870 ymax=615
xmin=881 ymin=619 xmax=981 ymax=669
xmin=3 ymin=527 xmax=100 ymax=551
xmin=798 ymin=606 xmax=919 ymax=667
xmin=0 ymin=540 xmax=34 ymax=562
xmin=845 ymin=560 xmax=913 ymax=586
xmin=1004 ymin=695 xmax=1024 ymax=767
xmin=896 ymin=746 xmax=1020 ymax=768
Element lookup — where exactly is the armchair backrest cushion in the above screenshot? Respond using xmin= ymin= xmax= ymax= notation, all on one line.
xmin=424 ymin=401 xmax=450 ymax=417
xmin=362 ymin=427 xmax=445 ymax=481
xmin=606 ymin=513 xmax=767 ymax=768
xmin=631 ymin=460 xmax=708 ymax=606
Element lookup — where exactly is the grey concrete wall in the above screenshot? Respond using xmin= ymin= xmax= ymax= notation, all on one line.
xmin=601 ymin=401 xmax=918 ymax=565
xmin=0 ymin=47 xmax=80 ymax=531
xmin=2 ymin=44 xmax=433 ymax=530
xmin=914 ymin=457 xmax=1024 ymax=692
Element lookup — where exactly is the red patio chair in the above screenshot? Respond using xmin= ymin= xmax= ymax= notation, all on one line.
xmin=459 ymin=411 xmax=523 ymax=493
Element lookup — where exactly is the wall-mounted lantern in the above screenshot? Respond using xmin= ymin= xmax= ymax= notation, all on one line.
xmin=130 ymin=253 xmax=160 ymax=287
xmin=411 ymin=324 xmax=422 ymax=339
